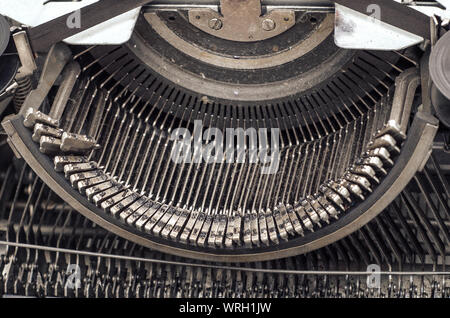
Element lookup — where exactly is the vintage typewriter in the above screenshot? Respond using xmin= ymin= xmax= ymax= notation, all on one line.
xmin=0 ymin=0 xmax=449 ymax=298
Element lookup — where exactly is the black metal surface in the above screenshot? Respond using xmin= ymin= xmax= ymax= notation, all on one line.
xmin=0 ymin=55 xmax=19 ymax=97
xmin=27 ymin=0 xmax=152 ymax=53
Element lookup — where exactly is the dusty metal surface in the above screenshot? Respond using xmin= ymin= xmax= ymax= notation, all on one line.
xmin=188 ymin=0 xmax=295 ymax=42
xmin=144 ymin=12 xmax=333 ymax=70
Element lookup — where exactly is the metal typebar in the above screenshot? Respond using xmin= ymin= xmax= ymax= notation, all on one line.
xmin=0 ymin=108 xmax=438 ymax=262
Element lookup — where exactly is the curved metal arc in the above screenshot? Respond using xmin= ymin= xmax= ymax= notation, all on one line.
xmin=1 ymin=111 xmax=438 ymax=262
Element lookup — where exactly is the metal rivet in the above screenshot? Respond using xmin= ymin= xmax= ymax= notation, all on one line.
xmin=208 ymin=18 xmax=223 ymax=30
xmin=262 ymin=18 xmax=276 ymax=31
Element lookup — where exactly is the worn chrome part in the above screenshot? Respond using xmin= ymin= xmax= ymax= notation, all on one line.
xmin=54 ymin=155 xmax=87 ymax=172
xmin=170 ymin=209 xmax=190 ymax=240
xmin=110 ymin=193 xmax=143 ymax=218
xmin=92 ymin=184 xmax=126 ymax=206
xmin=60 ymin=132 xmax=99 ymax=153
xmin=69 ymin=170 xmax=103 ymax=187
xmin=361 ymin=157 xmax=387 ymax=176
xmin=320 ymin=185 xmax=345 ymax=211
xmin=344 ymin=173 xmax=372 ymax=193
xmin=366 ymin=147 xmax=394 ymax=167
xmin=285 ymin=204 xmax=303 ymax=236
xmin=23 ymin=108 xmax=59 ymax=128
xmin=162 ymin=207 xmax=182 ymax=239
xmin=123 ymin=198 xmax=150 ymax=224
xmin=351 ymin=165 xmax=379 ymax=184
xmin=369 ymin=134 xmax=401 ymax=154
xmin=39 ymin=136 xmax=61 ymax=155
xmin=77 ymin=173 xmax=110 ymax=194
xmin=85 ymin=180 xmax=115 ymax=202
xmin=278 ymin=204 xmax=294 ymax=236
xmin=63 ymin=162 xmax=98 ymax=178
xmin=327 ymin=181 xmax=352 ymax=203
xmin=293 ymin=205 xmax=313 ymax=233
xmin=154 ymin=206 xmax=176 ymax=238
xmin=101 ymin=189 xmax=134 ymax=213
xmin=32 ymin=123 xmax=63 ymax=143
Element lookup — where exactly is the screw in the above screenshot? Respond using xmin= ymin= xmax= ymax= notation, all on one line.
xmin=262 ymin=18 xmax=276 ymax=31
xmin=208 ymin=18 xmax=223 ymax=30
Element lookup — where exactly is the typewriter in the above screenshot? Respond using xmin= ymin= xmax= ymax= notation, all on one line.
xmin=0 ymin=0 xmax=449 ymax=298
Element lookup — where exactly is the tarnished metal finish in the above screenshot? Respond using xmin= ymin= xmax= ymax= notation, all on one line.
xmin=12 ymin=30 xmax=36 ymax=80
xmin=23 ymin=108 xmax=59 ymax=128
xmin=48 ymin=62 xmax=81 ymax=121
xmin=188 ymin=0 xmax=295 ymax=42
xmin=54 ymin=155 xmax=87 ymax=172
xmin=379 ymin=68 xmax=421 ymax=139
xmin=144 ymin=12 xmax=334 ymax=70
xmin=0 ymin=1 xmax=449 ymax=298
xmin=60 ymin=132 xmax=99 ymax=154
xmin=32 ymin=123 xmax=63 ymax=142
xmin=39 ymin=136 xmax=61 ymax=155
xmin=19 ymin=43 xmax=72 ymax=115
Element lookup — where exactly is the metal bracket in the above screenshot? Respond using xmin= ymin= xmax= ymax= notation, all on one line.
xmin=12 ymin=30 xmax=37 ymax=80
xmin=18 ymin=43 xmax=72 ymax=115
xmin=188 ymin=0 xmax=295 ymax=42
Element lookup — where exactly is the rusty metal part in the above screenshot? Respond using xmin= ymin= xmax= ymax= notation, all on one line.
xmin=188 ymin=0 xmax=295 ymax=42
